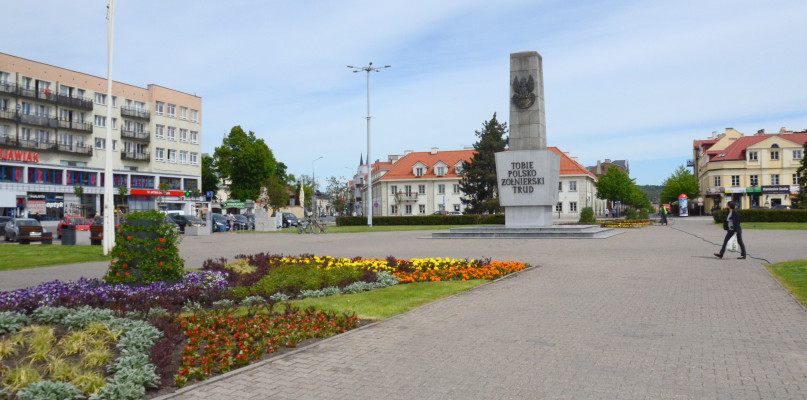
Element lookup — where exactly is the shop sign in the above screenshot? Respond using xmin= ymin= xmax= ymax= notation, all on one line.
xmin=707 ymin=187 xmax=724 ymax=194
xmin=224 ymin=200 xmax=245 ymax=209
xmin=746 ymin=187 xmax=762 ymax=193
xmin=791 ymin=185 xmax=801 ymax=194
xmin=0 ymin=149 xmax=39 ymax=163
xmin=761 ymin=185 xmax=790 ymax=194
xmin=130 ymin=189 xmax=186 ymax=197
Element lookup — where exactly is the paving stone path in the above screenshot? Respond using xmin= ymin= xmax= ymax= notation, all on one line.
xmin=3 ymin=217 xmax=807 ymax=398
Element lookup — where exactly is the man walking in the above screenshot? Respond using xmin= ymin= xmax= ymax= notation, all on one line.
xmin=714 ymin=201 xmax=746 ymax=259
xmin=660 ymin=205 xmax=668 ymax=225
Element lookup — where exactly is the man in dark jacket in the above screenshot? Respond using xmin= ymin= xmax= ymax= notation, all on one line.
xmin=714 ymin=201 xmax=746 ymax=259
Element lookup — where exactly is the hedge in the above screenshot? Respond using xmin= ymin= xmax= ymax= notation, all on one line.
xmin=336 ymin=214 xmax=505 ymax=226
xmin=712 ymin=209 xmax=807 ymax=223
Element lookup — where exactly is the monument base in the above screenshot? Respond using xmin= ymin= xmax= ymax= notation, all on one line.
xmin=505 ymin=205 xmax=553 ymax=227
xmin=431 ymin=225 xmax=621 ymax=239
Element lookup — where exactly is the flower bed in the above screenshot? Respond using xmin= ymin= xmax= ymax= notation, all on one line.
xmin=600 ymin=221 xmax=651 ymax=228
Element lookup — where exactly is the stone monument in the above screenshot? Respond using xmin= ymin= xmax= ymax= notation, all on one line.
xmin=495 ymin=51 xmax=559 ymax=227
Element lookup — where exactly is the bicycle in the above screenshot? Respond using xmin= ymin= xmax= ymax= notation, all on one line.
xmin=297 ymin=218 xmax=314 ymax=234
xmin=310 ymin=218 xmax=328 ymax=234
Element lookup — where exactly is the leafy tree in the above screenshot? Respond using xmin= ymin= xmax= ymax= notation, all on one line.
xmin=795 ymin=142 xmax=807 ymax=209
xmin=459 ymin=113 xmax=508 ymax=214
xmin=326 ymin=176 xmax=349 ymax=215
xmin=263 ymin=175 xmax=290 ymax=212
xmin=213 ymin=126 xmax=278 ymax=201
xmin=660 ymin=165 xmax=699 ymax=205
xmin=595 ymin=165 xmax=635 ymax=206
xmin=201 ymin=154 xmax=220 ymax=200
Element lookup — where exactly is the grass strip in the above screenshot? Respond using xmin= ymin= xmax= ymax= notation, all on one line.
xmin=767 ymin=259 xmax=807 ymax=307
xmin=741 ymin=222 xmax=807 ymax=230
xmin=289 ymin=280 xmax=488 ymax=320
xmin=0 ymin=246 xmax=109 ymax=271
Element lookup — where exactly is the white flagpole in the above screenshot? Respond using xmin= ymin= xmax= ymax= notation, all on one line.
xmin=103 ymin=0 xmax=116 ymax=254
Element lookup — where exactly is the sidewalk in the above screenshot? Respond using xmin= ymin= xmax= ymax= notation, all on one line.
xmin=3 ymin=218 xmax=807 ymax=399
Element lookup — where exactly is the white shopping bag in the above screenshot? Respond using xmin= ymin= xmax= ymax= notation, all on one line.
xmin=727 ymin=233 xmax=738 ymax=252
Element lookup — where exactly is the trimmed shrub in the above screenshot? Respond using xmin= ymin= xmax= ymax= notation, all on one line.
xmin=336 ymin=214 xmax=505 ymax=226
xmin=625 ymin=208 xmax=638 ymax=221
xmin=713 ymin=208 xmax=807 ymax=223
xmin=578 ymin=207 xmax=596 ymax=224
xmin=106 ymin=210 xmax=184 ymax=284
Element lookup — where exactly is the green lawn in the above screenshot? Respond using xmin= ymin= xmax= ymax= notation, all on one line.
xmin=255 ymin=224 xmax=477 ymax=233
xmin=0 ymin=245 xmax=109 ymax=271
xmin=290 ymin=280 xmax=488 ymax=320
xmin=741 ymin=222 xmax=807 ymax=230
xmin=767 ymin=259 xmax=807 ymax=307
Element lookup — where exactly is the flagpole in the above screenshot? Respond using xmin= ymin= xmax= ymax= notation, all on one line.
xmin=103 ymin=0 xmax=116 ymax=254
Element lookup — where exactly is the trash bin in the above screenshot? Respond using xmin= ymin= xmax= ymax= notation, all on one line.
xmin=61 ymin=225 xmax=76 ymax=245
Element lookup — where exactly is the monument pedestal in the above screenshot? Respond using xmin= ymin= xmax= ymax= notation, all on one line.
xmin=505 ymin=205 xmax=554 ymax=227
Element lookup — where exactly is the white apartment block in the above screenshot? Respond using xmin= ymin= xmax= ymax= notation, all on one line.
xmin=0 ymin=53 xmax=202 ymax=219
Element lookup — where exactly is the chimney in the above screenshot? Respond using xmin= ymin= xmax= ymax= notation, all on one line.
xmin=430 ymin=147 xmax=438 ymax=155
xmin=756 ymin=129 xmax=765 ymax=135
xmin=604 ymin=158 xmax=611 ymax=164
xmin=571 ymin=157 xmax=579 ymax=163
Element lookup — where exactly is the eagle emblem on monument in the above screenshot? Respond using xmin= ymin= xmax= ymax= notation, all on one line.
xmin=511 ymin=75 xmax=536 ymax=109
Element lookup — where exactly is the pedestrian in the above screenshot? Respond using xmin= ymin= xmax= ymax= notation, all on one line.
xmin=714 ymin=201 xmax=746 ymax=259
xmin=227 ymin=212 xmax=234 ymax=231
xmin=660 ymin=205 xmax=668 ymax=225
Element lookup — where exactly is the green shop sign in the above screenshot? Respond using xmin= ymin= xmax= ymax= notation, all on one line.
xmin=224 ymin=200 xmax=245 ymax=209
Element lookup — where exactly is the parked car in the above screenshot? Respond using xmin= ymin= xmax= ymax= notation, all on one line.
xmin=170 ymin=214 xmax=191 ymax=228
xmin=233 ymin=214 xmax=250 ymax=230
xmin=449 ymin=211 xmax=463 ymax=216
xmin=4 ymin=218 xmax=44 ymax=242
xmin=432 ymin=210 xmax=450 ymax=216
xmin=56 ymin=216 xmax=90 ymax=238
xmin=280 ymin=212 xmax=299 ymax=228
xmin=0 ymin=216 xmax=11 ymax=231
xmin=211 ymin=213 xmax=228 ymax=232
xmin=187 ymin=215 xmax=203 ymax=227
xmin=771 ymin=204 xmax=791 ymax=210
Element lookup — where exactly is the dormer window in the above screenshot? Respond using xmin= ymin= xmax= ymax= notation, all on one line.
xmin=455 ymin=163 xmax=464 ymax=174
xmin=436 ymin=166 xmax=446 ymax=176
xmin=748 ymin=151 xmax=758 ymax=161
xmin=415 ymin=167 xmax=424 ymax=176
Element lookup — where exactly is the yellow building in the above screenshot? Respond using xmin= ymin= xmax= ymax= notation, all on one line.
xmin=693 ymin=128 xmax=806 ymax=211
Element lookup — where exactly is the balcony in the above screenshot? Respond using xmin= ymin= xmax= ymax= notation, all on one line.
xmin=121 ymin=151 xmax=150 ymax=161
xmin=12 ymin=138 xmax=92 ymax=156
xmin=55 ymin=143 xmax=93 ymax=156
xmin=57 ymin=119 xmax=93 ymax=133
xmin=394 ymin=192 xmax=418 ymax=201
xmin=121 ymin=128 xmax=151 ymax=142
xmin=19 ymin=112 xmax=58 ymax=129
xmin=17 ymin=86 xmax=57 ymax=104
xmin=0 ymin=108 xmax=16 ymax=122
xmin=0 ymin=135 xmax=17 ymax=146
xmin=121 ymin=107 xmax=150 ymax=120
xmin=56 ymin=94 xmax=94 ymax=110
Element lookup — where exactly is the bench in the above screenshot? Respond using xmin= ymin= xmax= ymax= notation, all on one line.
xmin=18 ymin=225 xmax=53 ymax=245
xmin=90 ymin=224 xmax=104 ymax=245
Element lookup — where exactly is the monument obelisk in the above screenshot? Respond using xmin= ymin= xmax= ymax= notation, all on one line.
xmin=495 ymin=51 xmax=560 ymax=227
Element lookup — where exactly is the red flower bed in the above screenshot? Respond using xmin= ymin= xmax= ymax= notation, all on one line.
xmin=393 ymin=260 xmax=528 ymax=283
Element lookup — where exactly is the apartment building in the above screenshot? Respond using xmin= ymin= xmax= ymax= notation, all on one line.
xmin=0 ymin=53 xmax=202 ymax=219
xmin=693 ymin=127 xmax=806 ymax=210
xmin=353 ymin=146 xmax=603 ymax=218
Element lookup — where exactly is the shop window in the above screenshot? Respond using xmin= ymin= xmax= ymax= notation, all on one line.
xmin=0 ymin=166 xmax=24 ymax=182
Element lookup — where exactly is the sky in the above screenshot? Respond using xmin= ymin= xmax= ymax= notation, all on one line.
xmin=4 ymin=0 xmax=807 ymax=186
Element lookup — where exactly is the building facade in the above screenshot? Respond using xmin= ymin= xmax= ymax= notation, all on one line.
xmin=693 ymin=128 xmax=806 ymax=210
xmin=352 ymin=147 xmax=604 ymax=218
xmin=0 ymin=53 xmax=202 ymax=219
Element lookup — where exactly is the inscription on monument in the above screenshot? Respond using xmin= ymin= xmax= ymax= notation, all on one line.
xmin=500 ymin=161 xmax=545 ymax=193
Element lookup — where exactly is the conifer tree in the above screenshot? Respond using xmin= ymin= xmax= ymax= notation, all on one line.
xmin=459 ymin=113 xmax=509 ymax=214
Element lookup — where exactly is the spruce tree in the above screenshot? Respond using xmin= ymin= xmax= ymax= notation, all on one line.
xmin=459 ymin=113 xmax=508 ymax=214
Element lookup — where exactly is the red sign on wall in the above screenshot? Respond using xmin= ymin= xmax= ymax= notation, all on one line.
xmin=0 ymin=149 xmax=39 ymax=163
xmin=130 ymin=189 xmax=186 ymax=197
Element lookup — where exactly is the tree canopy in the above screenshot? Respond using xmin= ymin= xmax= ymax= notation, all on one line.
xmin=660 ymin=165 xmax=699 ymax=205
xmin=459 ymin=113 xmax=508 ymax=214
xmin=595 ymin=165 xmax=636 ymax=205
xmin=213 ymin=126 xmax=280 ymax=201
xmin=201 ymin=154 xmax=219 ymax=201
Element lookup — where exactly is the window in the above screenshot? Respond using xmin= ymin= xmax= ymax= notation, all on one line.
xmin=111 ymin=118 xmax=117 ymax=130
xmin=771 ymin=151 xmax=779 ymax=160
xmin=390 ymin=185 xmax=397 ymax=195
xmin=94 ymin=93 xmax=106 ymax=105
xmin=135 ymin=101 xmax=145 ymax=111
xmin=190 ymin=131 xmax=198 ymax=144
xmin=438 ymin=184 xmax=445 ymax=194
xmin=94 ymin=115 xmax=105 ymax=127
xmin=555 ymin=202 xmax=562 ymax=212
xmin=454 ymin=204 xmax=461 ymax=212
xmin=419 ymin=204 xmax=425 ymax=214
xmin=390 ymin=205 xmax=397 ymax=215
xmin=166 ymin=104 xmax=176 ymax=118
xmin=453 ymin=184 xmax=460 ymax=194
xmin=569 ymin=181 xmax=577 ymax=192
xmin=418 ymin=185 xmax=425 ymax=194
xmin=111 ymin=96 xmax=118 ymax=108
xmin=0 ymin=71 xmax=8 ymax=85
xmin=167 ymin=127 xmax=176 ymax=141
xmin=558 ymin=182 xmax=563 ymax=191
xmin=570 ymin=202 xmax=578 ymax=212
xmin=155 ymin=125 xmax=164 ymax=139
xmin=405 ymin=205 xmax=412 ymax=214
xmin=415 ymin=167 xmax=424 ymax=177
xmin=95 ymin=138 xmax=105 ymax=149
xmin=179 ymin=129 xmax=188 ymax=142
xmin=714 ymin=176 xmax=721 ymax=187
xmin=180 ymin=107 xmax=188 ymax=120
xmin=455 ymin=164 xmax=463 ymax=174
xmin=795 ymin=150 xmax=803 ymax=160
xmin=155 ymin=148 xmax=164 ymax=162
xmin=21 ymin=77 xmax=32 ymax=89
xmin=179 ymin=151 xmax=188 ymax=164
xmin=404 ymin=185 xmax=412 ymax=195
xmin=436 ymin=166 xmax=445 ymax=176
xmin=190 ymin=152 xmax=198 ymax=165
xmin=793 ymin=174 xmax=798 ymax=185
xmin=155 ymin=101 xmax=164 ymax=115
xmin=771 ymin=174 xmax=779 ymax=185
xmin=748 ymin=151 xmax=758 ymax=161
xmin=167 ymin=149 xmax=177 ymax=163
xmin=190 ymin=109 xmax=198 ymax=123
xmin=34 ymin=130 xmax=49 ymax=143
xmin=749 ymin=175 xmax=758 ymax=186
xmin=77 ymin=89 xmax=85 ymax=99
xmin=731 ymin=175 xmax=740 ymax=186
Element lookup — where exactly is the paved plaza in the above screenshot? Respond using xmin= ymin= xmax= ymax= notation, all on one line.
xmin=2 ymin=217 xmax=807 ymax=398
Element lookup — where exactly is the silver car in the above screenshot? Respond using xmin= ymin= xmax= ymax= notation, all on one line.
xmin=4 ymin=218 xmax=44 ymax=242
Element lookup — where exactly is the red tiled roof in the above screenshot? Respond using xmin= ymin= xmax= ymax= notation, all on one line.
xmin=710 ymin=133 xmax=807 ymax=161
xmin=548 ymin=147 xmax=598 ymax=179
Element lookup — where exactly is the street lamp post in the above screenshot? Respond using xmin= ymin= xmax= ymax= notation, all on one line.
xmin=312 ymin=156 xmax=323 ymax=219
xmin=103 ymin=0 xmax=116 ymax=255
xmin=348 ymin=62 xmax=390 ymax=227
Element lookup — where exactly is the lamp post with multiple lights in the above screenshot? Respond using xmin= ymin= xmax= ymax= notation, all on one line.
xmin=347 ymin=62 xmax=390 ymax=227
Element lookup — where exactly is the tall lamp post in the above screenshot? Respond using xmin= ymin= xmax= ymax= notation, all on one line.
xmin=312 ymin=156 xmax=323 ymax=219
xmin=348 ymin=62 xmax=390 ymax=227
xmin=103 ymin=0 xmax=116 ymax=255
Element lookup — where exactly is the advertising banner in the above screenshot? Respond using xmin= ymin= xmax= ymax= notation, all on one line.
xmin=678 ymin=194 xmax=689 ymax=217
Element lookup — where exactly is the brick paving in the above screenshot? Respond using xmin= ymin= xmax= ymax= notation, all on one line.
xmin=3 ymin=217 xmax=807 ymax=398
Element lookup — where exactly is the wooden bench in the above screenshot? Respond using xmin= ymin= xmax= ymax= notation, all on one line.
xmin=18 ymin=225 xmax=53 ymax=245
xmin=90 ymin=224 xmax=104 ymax=245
